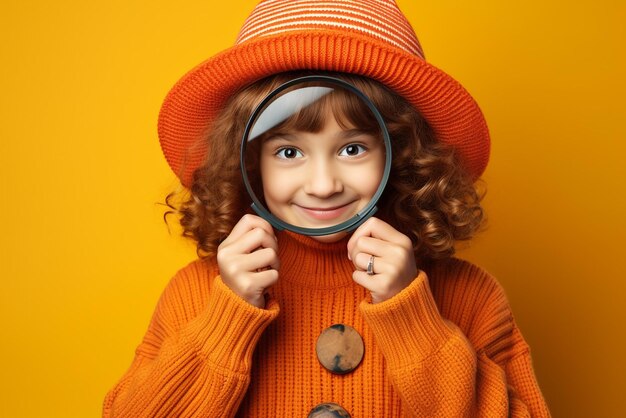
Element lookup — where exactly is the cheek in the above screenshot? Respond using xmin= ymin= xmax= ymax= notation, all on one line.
xmin=353 ymin=158 xmax=385 ymax=197
xmin=364 ymin=169 xmax=383 ymax=194
xmin=260 ymin=162 xmax=300 ymax=204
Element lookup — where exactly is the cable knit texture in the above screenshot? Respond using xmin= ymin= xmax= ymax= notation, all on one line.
xmin=103 ymin=231 xmax=550 ymax=417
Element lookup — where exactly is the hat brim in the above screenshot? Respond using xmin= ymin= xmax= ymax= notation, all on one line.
xmin=158 ymin=30 xmax=490 ymax=187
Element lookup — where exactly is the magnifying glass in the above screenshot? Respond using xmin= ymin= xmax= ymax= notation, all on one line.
xmin=240 ymin=75 xmax=392 ymax=236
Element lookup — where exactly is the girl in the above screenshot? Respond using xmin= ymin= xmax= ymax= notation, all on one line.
xmin=103 ymin=1 xmax=550 ymax=417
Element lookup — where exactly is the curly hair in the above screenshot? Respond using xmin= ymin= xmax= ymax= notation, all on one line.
xmin=163 ymin=71 xmax=486 ymax=260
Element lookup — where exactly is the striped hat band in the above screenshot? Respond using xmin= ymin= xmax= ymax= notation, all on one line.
xmin=237 ymin=0 xmax=424 ymax=58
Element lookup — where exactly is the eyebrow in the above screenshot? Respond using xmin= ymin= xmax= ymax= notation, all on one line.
xmin=262 ymin=132 xmax=299 ymax=143
xmin=337 ymin=129 xmax=375 ymax=140
xmin=263 ymin=129 xmax=375 ymax=143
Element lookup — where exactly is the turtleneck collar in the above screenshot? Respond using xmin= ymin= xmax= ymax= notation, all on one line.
xmin=275 ymin=230 xmax=356 ymax=289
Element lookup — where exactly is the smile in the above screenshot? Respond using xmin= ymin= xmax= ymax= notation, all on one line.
xmin=293 ymin=202 xmax=357 ymax=221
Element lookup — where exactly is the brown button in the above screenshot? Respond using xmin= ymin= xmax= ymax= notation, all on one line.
xmin=316 ymin=324 xmax=364 ymax=374
xmin=308 ymin=402 xmax=351 ymax=418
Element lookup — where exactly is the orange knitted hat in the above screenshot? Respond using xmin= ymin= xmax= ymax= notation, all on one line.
xmin=158 ymin=0 xmax=490 ymax=187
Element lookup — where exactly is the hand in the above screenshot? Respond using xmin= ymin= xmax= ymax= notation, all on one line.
xmin=347 ymin=217 xmax=418 ymax=303
xmin=217 ymin=214 xmax=280 ymax=308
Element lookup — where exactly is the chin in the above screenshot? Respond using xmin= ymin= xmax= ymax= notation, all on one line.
xmin=310 ymin=230 xmax=349 ymax=243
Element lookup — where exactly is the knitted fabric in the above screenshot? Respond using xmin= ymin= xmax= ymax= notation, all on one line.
xmin=103 ymin=231 xmax=550 ymax=417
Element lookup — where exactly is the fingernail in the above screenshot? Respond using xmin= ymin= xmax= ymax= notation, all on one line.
xmin=347 ymin=252 xmax=352 ymax=261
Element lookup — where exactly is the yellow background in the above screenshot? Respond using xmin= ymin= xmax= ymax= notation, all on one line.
xmin=1 ymin=1 xmax=624 ymax=416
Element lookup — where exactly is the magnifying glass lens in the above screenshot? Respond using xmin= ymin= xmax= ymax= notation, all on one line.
xmin=241 ymin=76 xmax=392 ymax=236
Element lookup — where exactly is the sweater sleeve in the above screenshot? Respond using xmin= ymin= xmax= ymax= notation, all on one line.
xmin=102 ymin=260 xmax=280 ymax=418
xmin=359 ymin=267 xmax=550 ymax=418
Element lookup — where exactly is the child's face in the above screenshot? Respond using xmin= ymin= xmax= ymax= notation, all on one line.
xmin=260 ymin=109 xmax=385 ymax=242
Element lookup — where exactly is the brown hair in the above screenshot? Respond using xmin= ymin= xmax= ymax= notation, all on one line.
xmin=163 ymin=72 xmax=486 ymax=260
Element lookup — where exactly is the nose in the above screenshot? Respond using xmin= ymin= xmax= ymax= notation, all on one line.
xmin=303 ymin=160 xmax=343 ymax=198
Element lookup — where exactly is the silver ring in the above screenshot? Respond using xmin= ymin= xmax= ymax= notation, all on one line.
xmin=366 ymin=255 xmax=375 ymax=275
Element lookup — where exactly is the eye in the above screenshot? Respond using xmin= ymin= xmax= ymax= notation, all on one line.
xmin=339 ymin=144 xmax=367 ymax=157
xmin=275 ymin=147 xmax=303 ymax=159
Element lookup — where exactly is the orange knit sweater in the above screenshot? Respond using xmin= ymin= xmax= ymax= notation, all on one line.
xmin=103 ymin=231 xmax=550 ymax=417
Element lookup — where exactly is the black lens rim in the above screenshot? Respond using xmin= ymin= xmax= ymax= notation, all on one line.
xmin=240 ymin=75 xmax=392 ymax=236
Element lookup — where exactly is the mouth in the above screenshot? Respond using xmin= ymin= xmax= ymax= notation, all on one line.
xmin=293 ymin=201 xmax=358 ymax=222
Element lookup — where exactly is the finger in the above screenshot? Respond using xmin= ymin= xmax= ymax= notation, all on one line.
xmin=229 ymin=226 xmax=278 ymax=255
xmin=352 ymin=270 xmax=377 ymax=292
xmin=222 ymin=214 xmax=275 ymax=246
xmin=354 ymin=252 xmax=394 ymax=276
xmin=353 ymin=268 xmax=398 ymax=299
xmin=236 ymin=247 xmax=280 ymax=272
xmin=348 ymin=235 xmax=385 ymax=263
xmin=347 ymin=217 xmax=384 ymax=255
xmin=249 ymin=268 xmax=280 ymax=289
xmin=347 ymin=217 xmax=409 ymax=254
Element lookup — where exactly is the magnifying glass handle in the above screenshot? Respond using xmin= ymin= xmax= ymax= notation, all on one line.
xmin=250 ymin=202 xmax=285 ymax=231
xmin=250 ymin=203 xmax=378 ymax=235
xmin=346 ymin=206 xmax=378 ymax=232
